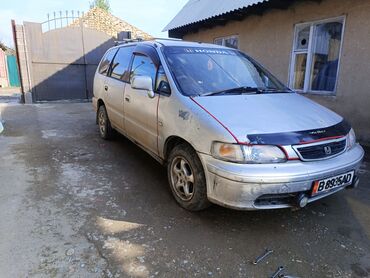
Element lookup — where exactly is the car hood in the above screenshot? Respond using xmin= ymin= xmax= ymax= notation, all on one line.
xmin=192 ymin=93 xmax=344 ymax=144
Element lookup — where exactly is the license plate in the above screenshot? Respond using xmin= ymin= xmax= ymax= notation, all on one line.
xmin=312 ymin=171 xmax=354 ymax=196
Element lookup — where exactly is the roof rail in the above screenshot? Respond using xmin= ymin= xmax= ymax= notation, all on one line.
xmin=114 ymin=38 xmax=144 ymax=45
xmin=153 ymin=37 xmax=183 ymax=41
xmin=114 ymin=37 xmax=183 ymax=46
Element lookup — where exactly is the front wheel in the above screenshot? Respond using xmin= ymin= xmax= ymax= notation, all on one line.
xmin=167 ymin=143 xmax=211 ymax=211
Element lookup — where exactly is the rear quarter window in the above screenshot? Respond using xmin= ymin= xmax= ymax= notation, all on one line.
xmin=98 ymin=48 xmax=117 ymax=75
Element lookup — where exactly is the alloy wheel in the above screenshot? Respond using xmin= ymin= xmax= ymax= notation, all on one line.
xmin=98 ymin=110 xmax=106 ymax=136
xmin=170 ymin=156 xmax=195 ymax=201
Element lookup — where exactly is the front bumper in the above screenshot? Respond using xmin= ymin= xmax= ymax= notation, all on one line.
xmin=199 ymin=144 xmax=364 ymax=210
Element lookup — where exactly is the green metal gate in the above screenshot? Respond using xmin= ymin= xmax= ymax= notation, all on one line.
xmin=6 ymin=55 xmax=20 ymax=87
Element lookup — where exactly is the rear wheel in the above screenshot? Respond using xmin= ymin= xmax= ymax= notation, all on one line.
xmin=97 ymin=105 xmax=114 ymax=140
xmin=167 ymin=143 xmax=211 ymax=211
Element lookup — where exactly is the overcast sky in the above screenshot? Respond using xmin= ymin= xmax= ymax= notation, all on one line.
xmin=0 ymin=0 xmax=188 ymax=47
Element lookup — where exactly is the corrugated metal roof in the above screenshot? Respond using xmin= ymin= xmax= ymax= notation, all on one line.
xmin=163 ymin=0 xmax=269 ymax=31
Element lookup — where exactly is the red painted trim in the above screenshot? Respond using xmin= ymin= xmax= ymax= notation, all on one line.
xmin=299 ymin=135 xmax=345 ymax=145
xmin=190 ymin=97 xmax=241 ymax=143
xmin=278 ymin=145 xmax=300 ymax=161
xmin=238 ymin=141 xmax=253 ymax=146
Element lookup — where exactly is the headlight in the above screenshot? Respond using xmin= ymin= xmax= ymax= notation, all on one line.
xmin=211 ymin=142 xmax=287 ymax=164
xmin=211 ymin=142 xmax=245 ymax=163
xmin=347 ymin=128 xmax=356 ymax=150
xmin=243 ymin=145 xmax=287 ymax=163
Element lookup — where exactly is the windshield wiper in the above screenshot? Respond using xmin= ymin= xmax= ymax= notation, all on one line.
xmin=202 ymin=86 xmax=263 ymax=96
xmin=202 ymin=86 xmax=291 ymax=96
xmin=258 ymin=87 xmax=291 ymax=93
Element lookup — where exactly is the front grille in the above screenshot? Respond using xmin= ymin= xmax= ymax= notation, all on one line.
xmin=295 ymin=138 xmax=346 ymax=161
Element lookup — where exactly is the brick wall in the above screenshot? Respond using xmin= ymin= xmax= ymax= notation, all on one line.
xmin=70 ymin=7 xmax=152 ymax=40
xmin=14 ymin=24 xmax=31 ymax=93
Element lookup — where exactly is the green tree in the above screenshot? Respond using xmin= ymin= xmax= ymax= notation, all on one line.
xmin=89 ymin=0 xmax=111 ymax=11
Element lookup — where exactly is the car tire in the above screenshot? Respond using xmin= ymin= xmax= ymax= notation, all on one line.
xmin=167 ymin=143 xmax=211 ymax=211
xmin=97 ymin=105 xmax=114 ymax=140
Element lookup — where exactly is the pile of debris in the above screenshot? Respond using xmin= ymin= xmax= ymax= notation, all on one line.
xmin=70 ymin=7 xmax=152 ymax=40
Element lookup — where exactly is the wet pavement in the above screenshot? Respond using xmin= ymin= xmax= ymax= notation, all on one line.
xmin=0 ymin=102 xmax=369 ymax=277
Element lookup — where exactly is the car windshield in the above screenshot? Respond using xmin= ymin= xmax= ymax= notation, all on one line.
xmin=163 ymin=46 xmax=290 ymax=96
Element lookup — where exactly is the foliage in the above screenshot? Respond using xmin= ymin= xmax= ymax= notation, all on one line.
xmin=89 ymin=0 xmax=111 ymax=11
xmin=0 ymin=41 xmax=7 ymax=51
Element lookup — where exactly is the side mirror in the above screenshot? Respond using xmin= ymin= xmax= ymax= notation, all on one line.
xmin=131 ymin=76 xmax=155 ymax=98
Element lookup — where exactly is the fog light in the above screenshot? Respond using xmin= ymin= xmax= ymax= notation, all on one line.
xmin=297 ymin=194 xmax=309 ymax=208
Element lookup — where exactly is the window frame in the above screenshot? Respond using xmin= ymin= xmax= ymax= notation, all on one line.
xmin=214 ymin=35 xmax=239 ymax=49
xmin=129 ymin=53 xmax=157 ymax=84
xmin=108 ymin=45 xmax=136 ymax=83
xmin=288 ymin=16 xmax=346 ymax=95
xmin=129 ymin=53 xmax=171 ymax=96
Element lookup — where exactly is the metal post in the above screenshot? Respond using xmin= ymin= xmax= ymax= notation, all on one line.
xmin=54 ymin=12 xmax=56 ymax=29
xmin=80 ymin=19 xmax=88 ymax=99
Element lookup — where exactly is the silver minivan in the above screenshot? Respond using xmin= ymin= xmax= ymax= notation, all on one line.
xmin=93 ymin=39 xmax=364 ymax=211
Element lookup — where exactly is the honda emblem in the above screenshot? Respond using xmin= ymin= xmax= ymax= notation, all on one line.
xmin=324 ymin=146 xmax=332 ymax=155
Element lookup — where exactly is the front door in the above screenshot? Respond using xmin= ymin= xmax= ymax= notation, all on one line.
xmin=124 ymin=54 xmax=159 ymax=155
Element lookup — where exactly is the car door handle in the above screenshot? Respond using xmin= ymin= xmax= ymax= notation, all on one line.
xmin=104 ymin=85 xmax=108 ymax=91
xmin=125 ymin=96 xmax=130 ymax=102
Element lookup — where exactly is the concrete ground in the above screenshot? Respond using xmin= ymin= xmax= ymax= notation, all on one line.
xmin=0 ymin=102 xmax=369 ymax=278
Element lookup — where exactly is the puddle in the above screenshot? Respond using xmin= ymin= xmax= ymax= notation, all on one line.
xmin=0 ymin=94 xmax=21 ymax=104
xmin=41 ymin=130 xmax=58 ymax=139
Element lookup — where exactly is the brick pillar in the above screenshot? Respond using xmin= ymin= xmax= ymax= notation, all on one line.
xmin=12 ymin=21 xmax=32 ymax=103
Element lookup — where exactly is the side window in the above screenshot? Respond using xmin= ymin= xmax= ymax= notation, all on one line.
xmin=130 ymin=54 xmax=157 ymax=87
xmin=110 ymin=46 xmax=134 ymax=81
xmin=214 ymin=35 xmax=239 ymax=49
xmin=98 ymin=49 xmax=117 ymax=75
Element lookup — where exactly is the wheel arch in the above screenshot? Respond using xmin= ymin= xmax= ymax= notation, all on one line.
xmin=164 ymin=135 xmax=211 ymax=211
xmin=96 ymin=99 xmax=105 ymax=124
xmin=163 ymin=136 xmax=197 ymax=162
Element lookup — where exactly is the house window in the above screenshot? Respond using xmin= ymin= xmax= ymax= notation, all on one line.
xmin=289 ymin=17 xmax=345 ymax=94
xmin=214 ymin=35 xmax=239 ymax=49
